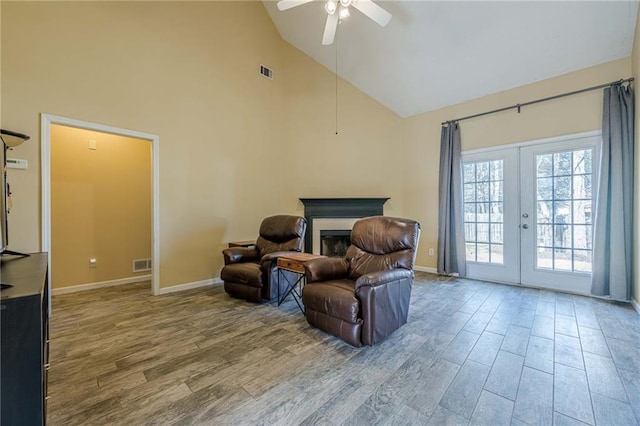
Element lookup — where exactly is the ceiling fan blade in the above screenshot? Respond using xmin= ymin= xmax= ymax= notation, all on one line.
xmin=322 ymin=13 xmax=339 ymax=45
xmin=277 ymin=0 xmax=314 ymax=11
xmin=353 ymin=0 xmax=392 ymax=27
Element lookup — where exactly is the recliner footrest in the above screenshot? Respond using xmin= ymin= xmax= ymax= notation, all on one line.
xmin=224 ymin=281 xmax=262 ymax=303
xmin=220 ymin=262 xmax=262 ymax=288
xmin=305 ymin=307 xmax=362 ymax=347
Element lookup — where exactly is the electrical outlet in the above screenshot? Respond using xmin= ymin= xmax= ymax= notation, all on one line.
xmin=428 ymin=248 xmax=435 ymax=256
xmin=89 ymin=258 xmax=97 ymax=268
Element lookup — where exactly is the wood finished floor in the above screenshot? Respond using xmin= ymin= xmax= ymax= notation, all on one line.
xmin=48 ymin=272 xmax=640 ymax=425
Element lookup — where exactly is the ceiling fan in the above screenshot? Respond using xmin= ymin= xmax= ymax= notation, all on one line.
xmin=276 ymin=0 xmax=392 ymax=45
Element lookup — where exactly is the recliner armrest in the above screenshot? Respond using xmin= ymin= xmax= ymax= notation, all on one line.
xmin=304 ymin=258 xmax=349 ymax=283
xmin=260 ymin=250 xmax=300 ymax=264
xmin=222 ymin=247 xmax=260 ymax=265
xmin=355 ymin=268 xmax=414 ymax=290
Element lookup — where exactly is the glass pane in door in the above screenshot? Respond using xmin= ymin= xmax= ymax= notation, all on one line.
xmin=535 ymin=149 xmax=593 ymax=273
xmin=463 ymin=160 xmax=504 ymax=264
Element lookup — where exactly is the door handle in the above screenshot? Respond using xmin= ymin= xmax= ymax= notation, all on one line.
xmin=522 ymin=224 xmax=529 ymax=229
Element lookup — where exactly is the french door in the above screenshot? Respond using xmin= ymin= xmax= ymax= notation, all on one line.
xmin=462 ymin=134 xmax=600 ymax=294
xmin=463 ymin=148 xmax=520 ymax=284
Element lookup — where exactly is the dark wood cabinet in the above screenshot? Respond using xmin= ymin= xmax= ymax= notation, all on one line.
xmin=1 ymin=253 xmax=49 ymax=425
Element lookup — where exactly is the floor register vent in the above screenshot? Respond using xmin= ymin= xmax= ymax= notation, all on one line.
xmin=132 ymin=258 xmax=152 ymax=273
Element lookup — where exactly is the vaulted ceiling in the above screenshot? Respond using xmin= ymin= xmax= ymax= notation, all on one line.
xmin=262 ymin=0 xmax=639 ymax=118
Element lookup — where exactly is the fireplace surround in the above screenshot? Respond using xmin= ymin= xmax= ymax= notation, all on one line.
xmin=299 ymin=198 xmax=389 ymax=254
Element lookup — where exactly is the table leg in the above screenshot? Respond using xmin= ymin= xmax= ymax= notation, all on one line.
xmin=277 ymin=269 xmax=305 ymax=313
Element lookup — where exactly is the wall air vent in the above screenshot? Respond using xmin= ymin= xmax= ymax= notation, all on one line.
xmin=259 ymin=64 xmax=273 ymax=80
xmin=132 ymin=258 xmax=152 ymax=273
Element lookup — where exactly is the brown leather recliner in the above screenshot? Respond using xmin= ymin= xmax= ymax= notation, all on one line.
xmin=302 ymin=216 xmax=420 ymax=347
xmin=221 ymin=215 xmax=307 ymax=303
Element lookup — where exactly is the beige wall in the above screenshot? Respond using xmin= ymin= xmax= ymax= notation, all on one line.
xmin=50 ymin=125 xmax=151 ymax=289
xmin=1 ymin=1 xmax=402 ymax=289
xmin=0 ymin=2 xmax=3 ymax=129
xmin=404 ymin=58 xmax=632 ymax=269
xmin=633 ymin=5 xmax=640 ymax=306
xmin=280 ymin=42 xmax=405 ymax=218
xmin=2 ymin=2 xmax=288 ymax=288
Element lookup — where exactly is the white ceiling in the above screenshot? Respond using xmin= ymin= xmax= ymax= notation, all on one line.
xmin=262 ymin=0 xmax=639 ymax=118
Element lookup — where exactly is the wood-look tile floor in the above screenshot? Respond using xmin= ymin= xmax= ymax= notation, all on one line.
xmin=48 ymin=272 xmax=640 ymax=425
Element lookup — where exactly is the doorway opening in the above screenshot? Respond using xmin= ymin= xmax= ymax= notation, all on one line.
xmin=41 ymin=114 xmax=160 ymax=300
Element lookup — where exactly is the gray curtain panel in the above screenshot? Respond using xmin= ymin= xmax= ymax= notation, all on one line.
xmin=591 ymin=83 xmax=635 ymax=301
xmin=437 ymin=123 xmax=466 ymax=276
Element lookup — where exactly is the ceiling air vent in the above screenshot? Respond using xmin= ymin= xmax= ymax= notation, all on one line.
xmin=259 ymin=65 xmax=273 ymax=80
xmin=133 ymin=258 xmax=152 ymax=273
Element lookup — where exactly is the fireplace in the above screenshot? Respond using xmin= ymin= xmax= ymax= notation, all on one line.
xmin=320 ymin=230 xmax=351 ymax=257
xmin=300 ymin=198 xmax=389 ymax=254
xmin=311 ymin=218 xmax=358 ymax=255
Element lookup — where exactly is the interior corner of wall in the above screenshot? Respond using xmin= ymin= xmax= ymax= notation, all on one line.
xmin=632 ymin=297 xmax=640 ymax=316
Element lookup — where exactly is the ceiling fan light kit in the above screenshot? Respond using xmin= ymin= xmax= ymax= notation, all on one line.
xmin=325 ymin=0 xmax=337 ymax=15
xmin=277 ymin=0 xmax=391 ymax=45
xmin=324 ymin=0 xmax=353 ymax=16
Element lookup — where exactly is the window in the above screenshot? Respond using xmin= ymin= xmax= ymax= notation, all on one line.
xmin=535 ymin=149 xmax=593 ymax=273
xmin=463 ymin=160 xmax=504 ymax=264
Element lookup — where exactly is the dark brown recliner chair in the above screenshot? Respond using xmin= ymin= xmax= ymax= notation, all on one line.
xmin=221 ymin=215 xmax=307 ymax=303
xmin=302 ymin=216 xmax=420 ymax=347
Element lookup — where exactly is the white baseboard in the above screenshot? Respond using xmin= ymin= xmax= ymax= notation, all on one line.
xmin=414 ymin=265 xmax=438 ymax=274
xmin=158 ymin=277 xmax=222 ymax=295
xmin=53 ymin=275 xmax=152 ymax=295
xmin=632 ymin=298 xmax=640 ymax=316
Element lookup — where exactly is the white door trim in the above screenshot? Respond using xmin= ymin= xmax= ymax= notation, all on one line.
xmin=40 ymin=114 xmax=161 ymax=298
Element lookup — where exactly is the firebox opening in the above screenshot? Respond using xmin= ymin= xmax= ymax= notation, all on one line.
xmin=320 ymin=230 xmax=351 ymax=257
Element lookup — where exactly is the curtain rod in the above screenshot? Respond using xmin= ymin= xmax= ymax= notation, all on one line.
xmin=442 ymin=77 xmax=634 ymax=125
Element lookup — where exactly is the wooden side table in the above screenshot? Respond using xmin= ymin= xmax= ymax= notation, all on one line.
xmin=276 ymin=252 xmax=326 ymax=313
